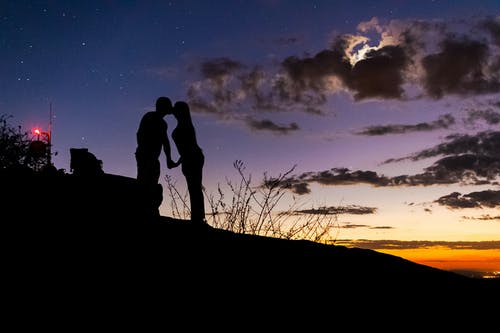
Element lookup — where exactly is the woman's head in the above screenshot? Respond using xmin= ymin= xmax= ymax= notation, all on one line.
xmin=173 ymin=101 xmax=191 ymax=121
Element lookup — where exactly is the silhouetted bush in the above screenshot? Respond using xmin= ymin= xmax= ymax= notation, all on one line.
xmin=0 ymin=114 xmax=32 ymax=170
xmin=165 ymin=160 xmax=338 ymax=243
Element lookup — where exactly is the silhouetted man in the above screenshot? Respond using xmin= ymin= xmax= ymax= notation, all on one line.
xmin=135 ymin=96 xmax=176 ymax=216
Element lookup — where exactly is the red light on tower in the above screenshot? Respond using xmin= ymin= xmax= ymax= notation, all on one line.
xmin=28 ymin=104 xmax=54 ymax=171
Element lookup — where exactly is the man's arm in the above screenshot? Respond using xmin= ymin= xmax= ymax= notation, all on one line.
xmin=162 ymin=134 xmax=176 ymax=169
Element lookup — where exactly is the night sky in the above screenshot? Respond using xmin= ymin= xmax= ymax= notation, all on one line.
xmin=2 ymin=0 xmax=499 ymax=275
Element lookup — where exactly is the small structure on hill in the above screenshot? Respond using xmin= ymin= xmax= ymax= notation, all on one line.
xmin=70 ymin=148 xmax=104 ymax=176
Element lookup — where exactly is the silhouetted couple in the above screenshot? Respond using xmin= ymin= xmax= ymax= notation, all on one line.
xmin=135 ymin=97 xmax=206 ymax=224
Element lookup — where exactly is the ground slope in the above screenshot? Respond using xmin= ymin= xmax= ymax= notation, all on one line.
xmin=2 ymin=169 xmax=498 ymax=326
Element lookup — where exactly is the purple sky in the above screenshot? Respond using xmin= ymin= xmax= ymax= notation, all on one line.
xmin=1 ymin=1 xmax=499 ymax=254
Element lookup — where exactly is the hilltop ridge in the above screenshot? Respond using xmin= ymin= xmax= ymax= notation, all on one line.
xmin=2 ymin=169 xmax=498 ymax=325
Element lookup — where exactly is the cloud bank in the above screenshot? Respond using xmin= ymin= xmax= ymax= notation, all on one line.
xmin=435 ymin=190 xmax=500 ymax=209
xmin=185 ymin=16 xmax=500 ymax=132
xmin=278 ymin=130 xmax=500 ymax=195
xmin=333 ymin=239 xmax=500 ymax=250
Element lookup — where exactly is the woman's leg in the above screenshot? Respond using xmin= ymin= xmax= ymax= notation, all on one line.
xmin=184 ymin=162 xmax=205 ymax=223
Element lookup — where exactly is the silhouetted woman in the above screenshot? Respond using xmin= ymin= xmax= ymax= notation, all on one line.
xmin=170 ymin=101 xmax=206 ymax=225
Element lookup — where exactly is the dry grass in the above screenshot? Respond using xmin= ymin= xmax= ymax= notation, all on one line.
xmin=165 ymin=160 xmax=338 ymax=243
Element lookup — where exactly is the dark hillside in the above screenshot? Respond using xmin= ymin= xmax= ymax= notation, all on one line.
xmin=2 ymin=169 xmax=498 ymax=327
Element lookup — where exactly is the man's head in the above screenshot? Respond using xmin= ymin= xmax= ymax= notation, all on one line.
xmin=155 ymin=96 xmax=173 ymax=115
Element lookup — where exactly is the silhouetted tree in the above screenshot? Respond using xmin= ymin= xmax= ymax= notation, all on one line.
xmin=0 ymin=114 xmax=51 ymax=172
xmin=0 ymin=114 xmax=31 ymax=170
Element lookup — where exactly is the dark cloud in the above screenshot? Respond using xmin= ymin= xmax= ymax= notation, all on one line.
xmin=480 ymin=17 xmax=500 ymax=46
xmin=465 ymin=108 xmax=500 ymax=125
xmin=357 ymin=114 xmax=455 ymax=136
xmin=333 ymin=239 xmax=500 ymax=250
xmin=185 ymin=17 xmax=500 ymax=131
xmin=435 ymin=192 xmax=481 ymax=208
xmin=186 ymin=56 xmax=327 ymax=132
xmin=384 ymin=131 xmax=500 ymax=185
xmin=294 ymin=205 xmax=377 ymax=215
xmin=184 ymin=92 xmax=219 ymax=115
xmin=200 ymin=57 xmax=244 ymax=79
xmin=388 ymin=167 xmax=461 ymax=186
xmin=281 ymin=165 xmax=467 ymax=191
xmin=186 ymin=33 xmax=414 ymax=124
xmin=462 ymin=214 xmax=500 ymax=221
xmin=421 ymin=37 xmax=500 ymax=98
xmin=238 ymin=67 xmax=277 ymax=111
xmin=277 ymin=49 xmax=343 ymax=104
xmin=279 ymin=168 xmax=390 ymax=195
xmin=435 ymin=190 xmax=500 ymax=209
xmin=299 ymin=168 xmax=391 ymax=187
xmin=339 ymin=224 xmax=371 ymax=229
xmin=408 ymin=130 xmax=500 ymax=160
xmin=278 ymin=131 xmax=499 ymax=193
xmin=346 ymin=45 xmax=410 ymax=100
xmin=411 ymin=154 xmax=497 ymax=185
xmin=287 ymin=182 xmax=310 ymax=195
xmin=245 ymin=117 xmax=299 ymax=134
xmin=201 ymin=58 xmax=244 ymax=105
xmin=279 ymin=39 xmax=410 ymax=101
